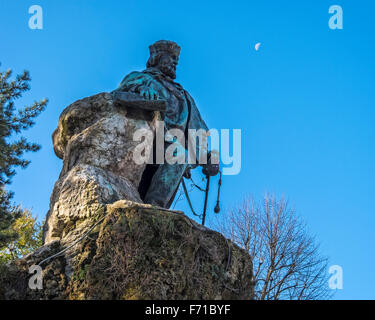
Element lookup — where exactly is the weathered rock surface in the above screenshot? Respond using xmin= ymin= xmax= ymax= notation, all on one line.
xmin=0 ymin=201 xmax=253 ymax=300
xmin=44 ymin=92 xmax=159 ymax=245
xmin=0 ymin=93 xmax=254 ymax=300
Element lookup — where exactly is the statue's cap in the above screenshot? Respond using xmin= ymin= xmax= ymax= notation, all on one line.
xmin=149 ymin=40 xmax=181 ymax=57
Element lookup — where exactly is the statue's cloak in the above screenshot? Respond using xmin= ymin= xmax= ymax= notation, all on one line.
xmin=114 ymin=67 xmax=208 ymax=137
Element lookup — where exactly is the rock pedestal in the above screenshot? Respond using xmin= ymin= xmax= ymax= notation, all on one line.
xmin=0 ymin=93 xmax=254 ymax=300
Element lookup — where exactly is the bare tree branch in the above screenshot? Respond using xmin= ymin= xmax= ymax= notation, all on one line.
xmin=216 ymin=194 xmax=332 ymax=300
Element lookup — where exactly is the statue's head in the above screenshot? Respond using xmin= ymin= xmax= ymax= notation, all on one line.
xmin=147 ymin=40 xmax=181 ymax=79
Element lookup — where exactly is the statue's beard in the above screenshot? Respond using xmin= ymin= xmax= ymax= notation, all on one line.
xmin=158 ymin=63 xmax=176 ymax=79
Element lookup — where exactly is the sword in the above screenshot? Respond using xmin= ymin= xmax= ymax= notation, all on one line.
xmin=182 ymin=164 xmax=222 ymax=226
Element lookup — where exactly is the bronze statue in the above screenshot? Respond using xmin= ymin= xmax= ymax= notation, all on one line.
xmin=113 ymin=40 xmax=218 ymax=208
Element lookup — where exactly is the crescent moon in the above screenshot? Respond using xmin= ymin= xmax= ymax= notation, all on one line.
xmin=254 ymin=42 xmax=261 ymax=51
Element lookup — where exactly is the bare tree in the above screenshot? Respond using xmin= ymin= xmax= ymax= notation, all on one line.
xmin=217 ymin=195 xmax=332 ymax=300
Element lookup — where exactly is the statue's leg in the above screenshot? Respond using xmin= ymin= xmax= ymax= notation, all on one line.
xmin=144 ymin=163 xmax=188 ymax=208
xmin=138 ymin=164 xmax=159 ymax=201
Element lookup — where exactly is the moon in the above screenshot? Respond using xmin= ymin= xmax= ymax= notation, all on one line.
xmin=254 ymin=42 xmax=261 ymax=51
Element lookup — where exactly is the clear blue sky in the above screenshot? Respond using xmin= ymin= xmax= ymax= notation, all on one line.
xmin=1 ymin=0 xmax=374 ymax=299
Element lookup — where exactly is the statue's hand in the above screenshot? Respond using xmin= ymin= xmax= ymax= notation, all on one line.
xmin=202 ymin=162 xmax=220 ymax=177
xmin=202 ymin=151 xmax=220 ymax=177
xmin=183 ymin=166 xmax=192 ymax=179
xmin=138 ymin=86 xmax=159 ymax=100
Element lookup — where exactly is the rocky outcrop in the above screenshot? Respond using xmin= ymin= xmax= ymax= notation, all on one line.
xmin=0 ymin=93 xmax=254 ymax=300
xmin=0 ymin=201 xmax=253 ymax=300
xmin=44 ymin=92 xmax=158 ymax=245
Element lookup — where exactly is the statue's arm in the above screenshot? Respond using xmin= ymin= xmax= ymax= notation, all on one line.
xmin=114 ymin=72 xmax=159 ymax=100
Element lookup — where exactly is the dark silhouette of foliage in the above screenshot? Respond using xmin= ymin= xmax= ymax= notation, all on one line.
xmin=0 ymin=64 xmax=47 ymax=249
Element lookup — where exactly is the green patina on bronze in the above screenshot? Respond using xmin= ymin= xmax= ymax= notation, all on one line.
xmin=113 ymin=40 xmax=212 ymax=209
